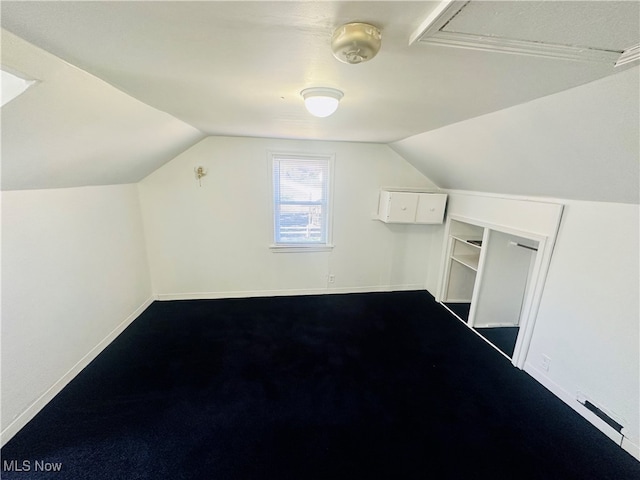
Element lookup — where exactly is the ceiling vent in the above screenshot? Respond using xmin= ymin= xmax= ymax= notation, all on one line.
xmin=331 ymin=23 xmax=382 ymax=64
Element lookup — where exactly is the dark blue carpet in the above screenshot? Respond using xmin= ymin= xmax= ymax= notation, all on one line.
xmin=475 ymin=326 xmax=520 ymax=358
xmin=2 ymin=291 xmax=638 ymax=479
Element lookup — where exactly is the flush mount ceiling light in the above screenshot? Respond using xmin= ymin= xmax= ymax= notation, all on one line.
xmin=331 ymin=22 xmax=382 ymax=64
xmin=300 ymin=87 xmax=344 ymax=118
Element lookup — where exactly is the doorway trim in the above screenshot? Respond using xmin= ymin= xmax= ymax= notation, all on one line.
xmin=437 ymin=213 xmax=556 ymax=369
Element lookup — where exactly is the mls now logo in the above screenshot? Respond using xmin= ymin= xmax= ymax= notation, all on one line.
xmin=3 ymin=459 xmax=63 ymax=472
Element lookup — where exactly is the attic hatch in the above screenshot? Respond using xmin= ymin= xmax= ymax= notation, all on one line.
xmin=410 ymin=0 xmax=640 ymax=65
xmin=1 ymin=68 xmax=36 ymax=107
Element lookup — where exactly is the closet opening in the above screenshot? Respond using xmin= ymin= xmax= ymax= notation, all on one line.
xmin=440 ymin=218 xmax=542 ymax=364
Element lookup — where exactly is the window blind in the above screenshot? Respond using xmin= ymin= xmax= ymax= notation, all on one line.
xmin=272 ymin=155 xmax=330 ymax=245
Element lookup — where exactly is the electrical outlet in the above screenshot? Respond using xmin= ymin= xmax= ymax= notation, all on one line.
xmin=541 ymin=355 xmax=551 ymax=372
xmin=328 ymin=274 xmax=335 ymax=284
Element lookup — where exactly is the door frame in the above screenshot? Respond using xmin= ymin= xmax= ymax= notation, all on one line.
xmin=437 ymin=213 xmax=553 ymax=369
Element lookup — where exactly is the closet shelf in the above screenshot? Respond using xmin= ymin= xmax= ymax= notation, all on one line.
xmin=451 ymin=235 xmax=483 ymax=249
xmin=451 ymin=254 xmax=480 ymax=271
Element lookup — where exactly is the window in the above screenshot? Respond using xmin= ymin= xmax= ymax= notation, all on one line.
xmin=271 ymin=153 xmax=333 ymax=251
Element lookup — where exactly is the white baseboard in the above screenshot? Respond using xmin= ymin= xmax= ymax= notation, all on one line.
xmin=155 ymin=284 xmax=426 ymax=301
xmin=0 ymin=296 xmax=155 ymax=447
xmin=622 ymin=437 xmax=640 ymax=461
xmin=524 ymin=362 xmax=639 ymax=461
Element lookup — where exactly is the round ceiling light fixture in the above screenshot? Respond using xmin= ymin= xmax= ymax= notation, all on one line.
xmin=300 ymin=87 xmax=344 ymax=117
xmin=331 ymin=22 xmax=382 ymax=64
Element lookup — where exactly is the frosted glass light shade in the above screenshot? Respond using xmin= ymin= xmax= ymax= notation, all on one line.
xmin=301 ymin=87 xmax=343 ymax=118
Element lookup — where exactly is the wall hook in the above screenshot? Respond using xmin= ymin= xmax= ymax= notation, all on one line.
xmin=194 ymin=166 xmax=207 ymax=187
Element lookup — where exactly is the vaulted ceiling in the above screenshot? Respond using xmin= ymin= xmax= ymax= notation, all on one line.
xmin=1 ymin=30 xmax=205 ymax=190
xmin=1 ymin=1 xmax=639 ymax=196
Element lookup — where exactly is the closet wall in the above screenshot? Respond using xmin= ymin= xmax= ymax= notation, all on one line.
xmin=473 ymin=230 xmax=536 ymax=328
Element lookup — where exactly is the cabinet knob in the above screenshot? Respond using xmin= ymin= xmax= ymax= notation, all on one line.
xmin=401 ymin=206 xmax=407 ymax=210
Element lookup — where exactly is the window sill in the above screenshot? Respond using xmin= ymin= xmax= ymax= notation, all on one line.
xmin=269 ymin=244 xmax=334 ymax=253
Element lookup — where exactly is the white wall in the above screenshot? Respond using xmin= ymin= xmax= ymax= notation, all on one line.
xmin=138 ymin=136 xmax=439 ymax=298
xmin=526 ymin=200 xmax=639 ymax=457
xmin=1 ymin=184 xmax=153 ymax=443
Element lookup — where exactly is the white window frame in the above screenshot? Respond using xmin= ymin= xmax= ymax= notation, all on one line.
xmin=269 ymin=152 xmax=334 ymax=253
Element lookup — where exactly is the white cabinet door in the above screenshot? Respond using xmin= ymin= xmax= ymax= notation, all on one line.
xmin=385 ymin=192 xmax=419 ymax=223
xmin=378 ymin=190 xmax=418 ymax=223
xmin=415 ymin=193 xmax=447 ymax=224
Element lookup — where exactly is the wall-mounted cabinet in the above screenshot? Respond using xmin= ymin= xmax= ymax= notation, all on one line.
xmin=377 ymin=190 xmax=447 ymax=224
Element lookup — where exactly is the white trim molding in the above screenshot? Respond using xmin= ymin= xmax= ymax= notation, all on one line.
xmin=623 ymin=438 xmax=640 ymax=462
xmin=615 ymin=44 xmax=640 ymax=67
xmin=418 ymin=31 xmax=621 ymax=63
xmin=409 ymin=0 xmax=468 ymax=45
xmin=525 ymin=362 xmax=639 ymax=461
xmin=155 ymin=284 xmax=427 ymax=302
xmin=269 ymin=244 xmax=334 ymax=253
xmin=411 ymin=0 xmax=622 ymax=64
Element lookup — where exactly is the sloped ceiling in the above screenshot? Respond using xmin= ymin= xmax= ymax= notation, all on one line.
xmin=1 ymin=30 xmax=205 ymax=190
xmin=1 ymin=1 xmax=639 ymax=197
xmin=391 ymin=65 xmax=640 ymax=205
